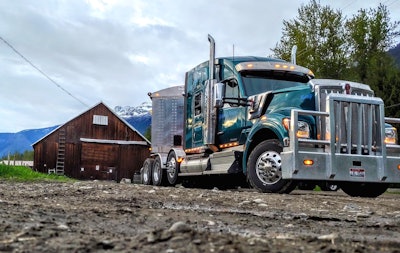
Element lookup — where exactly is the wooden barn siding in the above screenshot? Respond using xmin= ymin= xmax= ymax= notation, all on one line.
xmin=34 ymin=103 xmax=150 ymax=180
xmin=79 ymin=142 xmax=149 ymax=181
xmin=34 ymin=132 xmax=58 ymax=173
xmin=70 ymin=104 xmax=145 ymax=142
xmin=64 ymin=142 xmax=81 ymax=179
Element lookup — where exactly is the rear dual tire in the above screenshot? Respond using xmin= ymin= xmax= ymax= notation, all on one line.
xmin=152 ymin=156 xmax=168 ymax=186
xmin=166 ymin=152 xmax=179 ymax=185
xmin=142 ymin=152 xmax=180 ymax=187
xmin=142 ymin=158 xmax=154 ymax=185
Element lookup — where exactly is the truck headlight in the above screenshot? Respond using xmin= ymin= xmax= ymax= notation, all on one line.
xmin=297 ymin=121 xmax=311 ymax=138
xmin=283 ymin=118 xmax=311 ymax=139
xmin=385 ymin=127 xmax=398 ymax=144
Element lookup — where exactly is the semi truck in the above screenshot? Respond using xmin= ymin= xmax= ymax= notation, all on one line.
xmin=140 ymin=35 xmax=400 ymax=197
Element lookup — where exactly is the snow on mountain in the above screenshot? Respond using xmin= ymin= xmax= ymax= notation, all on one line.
xmin=114 ymin=102 xmax=152 ymax=117
xmin=114 ymin=102 xmax=152 ymax=136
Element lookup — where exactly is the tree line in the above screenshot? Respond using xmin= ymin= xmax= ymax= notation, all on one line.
xmin=1 ymin=150 xmax=34 ymax=161
xmin=272 ymin=0 xmax=400 ymax=117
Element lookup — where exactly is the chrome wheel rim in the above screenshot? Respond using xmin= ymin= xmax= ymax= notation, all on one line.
xmin=167 ymin=157 xmax=177 ymax=178
xmin=255 ymin=150 xmax=282 ymax=185
xmin=143 ymin=165 xmax=149 ymax=183
xmin=153 ymin=161 xmax=160 ymax=182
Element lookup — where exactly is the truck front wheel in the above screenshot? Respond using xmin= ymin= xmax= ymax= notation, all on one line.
xmin=247 ymin=139 xmax=296 ymax=193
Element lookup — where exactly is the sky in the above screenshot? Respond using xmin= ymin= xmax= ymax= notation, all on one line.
xmin=1 ymin=0 xmax=399 ymax=133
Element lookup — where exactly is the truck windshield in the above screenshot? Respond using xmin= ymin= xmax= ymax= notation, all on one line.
xmin=240 ymin=71 xmax=309 ymax=96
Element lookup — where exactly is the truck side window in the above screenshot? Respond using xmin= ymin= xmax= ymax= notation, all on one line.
xmin=194 ymin=93 xmax=202 ymax=116
xmin=225 ymin=79 xmax=239 ymax=98
xmin=224 ymin=79 xmax=240 ymax=107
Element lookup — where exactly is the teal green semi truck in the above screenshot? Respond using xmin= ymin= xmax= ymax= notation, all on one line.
xmin=140 ymin=35 xmax=400 ymax=197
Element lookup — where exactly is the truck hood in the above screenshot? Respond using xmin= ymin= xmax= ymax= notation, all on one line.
xmin=248 ymin=85 xmax=314 ymax=120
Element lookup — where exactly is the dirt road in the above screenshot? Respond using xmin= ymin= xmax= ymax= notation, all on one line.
xmin=0 ymin=180 xmax=400 ymax=252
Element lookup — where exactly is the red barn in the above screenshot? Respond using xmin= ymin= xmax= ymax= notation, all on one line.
xmin=32 ymin=102 xmax=150 ymax=181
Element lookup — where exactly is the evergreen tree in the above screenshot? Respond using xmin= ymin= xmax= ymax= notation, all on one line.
xmin=1 ymin=150 xmax=34 ymax=161
xmin=144 ymin=126 xmax=151 ymax=142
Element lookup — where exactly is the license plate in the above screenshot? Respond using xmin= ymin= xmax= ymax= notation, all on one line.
xmin=350 ymin=168 xmax=365 ymax=178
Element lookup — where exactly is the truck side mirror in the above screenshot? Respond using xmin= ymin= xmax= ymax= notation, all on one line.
xmin=214 ymin=82 xmax=224 ymax=108
xmin=248 ymin=91 xmax=273 ymax=120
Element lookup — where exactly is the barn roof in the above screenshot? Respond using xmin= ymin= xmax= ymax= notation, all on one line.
xmin=32 ymin=101 xmax=150 ymax=146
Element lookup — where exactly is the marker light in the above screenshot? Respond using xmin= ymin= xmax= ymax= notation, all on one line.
xmin=303 ymin=159 xmax=314 ymax=166
xmin=397 ymin=164 xmax=400 ymax=171
xmin=235 ymin=61 xmax=315 ymax=78
xmin=283 ymin=118 xmax=290 ymax=130
xmin=219 ymin=142 xmax=239 ymax=149
xmin=185 ymin=147 xmax=204 ymax=153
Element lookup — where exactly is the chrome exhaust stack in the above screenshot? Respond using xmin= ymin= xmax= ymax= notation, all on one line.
xmin=208 ymin=34 xmax=215 ymax=79
xmin=291 ymin=45 xmax=297 ymax=65
xmin=204 ymin=34 xmax=217 ymax=147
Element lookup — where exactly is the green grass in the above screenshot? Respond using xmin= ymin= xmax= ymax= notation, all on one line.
xmin=0 ymin=164 xmax=74 ymax=182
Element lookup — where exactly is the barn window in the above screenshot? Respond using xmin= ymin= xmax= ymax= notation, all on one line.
xmin=93 ymin=115 xmax=108 ymax=125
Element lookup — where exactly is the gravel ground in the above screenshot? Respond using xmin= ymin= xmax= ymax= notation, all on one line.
xmin=1 ymin=180 xmax=400 ymax=252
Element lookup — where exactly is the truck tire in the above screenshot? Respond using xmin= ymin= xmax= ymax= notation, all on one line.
xmin=142 ymin=158 xmax=154 ymax=185
xmin=166 ymin=151 xmax=179 ymax=185
xmin=340 ymin=182 xmax=388 ymax=197
xmin=247 ymin=139 xmax=296 ymax=193
xmin=319 ymin=182 xmax=339 ymax=191
xmin=152 ymin=156 xmax=167 ymax=186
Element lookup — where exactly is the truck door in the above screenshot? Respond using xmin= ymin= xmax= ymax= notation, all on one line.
xmin=217 ymin=79 xmax=247 ymax=146
xmin=192 ymin=90 xmax=204 ymax=146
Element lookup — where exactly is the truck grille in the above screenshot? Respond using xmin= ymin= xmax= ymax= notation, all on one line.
xmin=325 ymin=93 xmax=384 ymax=155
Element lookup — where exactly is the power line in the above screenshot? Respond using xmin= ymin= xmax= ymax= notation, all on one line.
xmin=0 ymin=35 xmax=89 ymax=108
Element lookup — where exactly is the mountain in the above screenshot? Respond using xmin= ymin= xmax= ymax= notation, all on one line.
xmin=115 ymin=102 xmax=152 ymax=136
xmin=0 ymin=126 xmax=59 ymax=158
xmin=0 ymin=103 xmax=152 ymax=158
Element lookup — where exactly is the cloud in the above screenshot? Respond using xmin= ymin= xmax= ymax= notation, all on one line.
xmin=0 ymin=0 xmax=398 ymax=132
